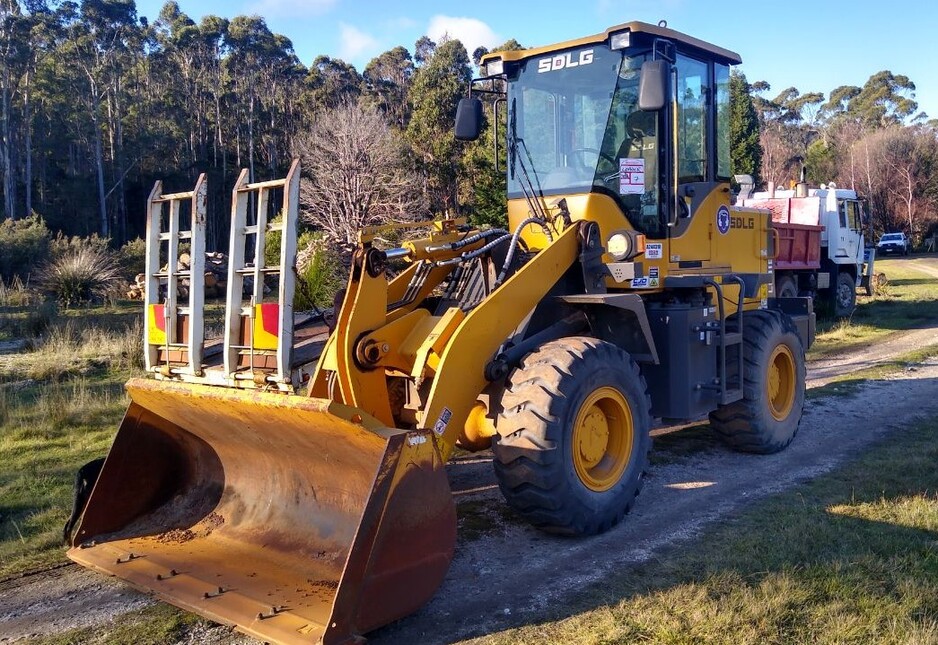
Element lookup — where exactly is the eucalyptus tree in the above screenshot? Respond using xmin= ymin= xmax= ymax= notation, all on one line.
xmin=363 ymin=46 xmax=413 ymax=129
xmin=0 ymin=0 xmax=32 ymax=219
xmin=223 ymin=15 xmax=301 ymax=181
xmin=406 ymin=38 xmax=471 ymax=214
xmin=752 ymin=82 xmax=825 ymax=189
xmin=306 ymin=55 xmax=362 ymax=113
xmin=58 ymin=0 xmax=140 ymax=236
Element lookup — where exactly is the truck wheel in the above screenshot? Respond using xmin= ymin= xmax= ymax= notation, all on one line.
xmin=492 ymin=337 xmax=651 ymax=536
xmin=709 ymin=311 xmax=805 ymax=454
xmin=833 ymin=272 xmax=856 ymax=317
xmin=776 ymin=275 xmax=798 ymax=298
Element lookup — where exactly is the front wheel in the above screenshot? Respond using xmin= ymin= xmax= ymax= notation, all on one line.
xmin=492 ymin=337 xmax=651 ymax=536
xmin=709 ymin=311 xmax=805 ymax=454
xmin=833 ymin=271 xmax=857 ymax=317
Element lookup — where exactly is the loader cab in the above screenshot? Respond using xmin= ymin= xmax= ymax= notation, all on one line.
xmin=460 ymin=22 xmax=740 ymax=247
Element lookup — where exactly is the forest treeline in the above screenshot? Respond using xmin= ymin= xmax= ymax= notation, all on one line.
xmin=730 ymin=70 xmax=938 ymax=242
xmin=1 ymin=0 xmax=495 ymax=250
xmin=1 ymin=0 xmax=936 ymax=256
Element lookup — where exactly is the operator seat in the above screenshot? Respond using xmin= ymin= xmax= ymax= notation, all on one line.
xmin=617 ymin=110 xmax=657 ymax=223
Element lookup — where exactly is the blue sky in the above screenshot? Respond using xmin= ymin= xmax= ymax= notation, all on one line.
xmin=135 ymin=0 xmax=937 ymax=120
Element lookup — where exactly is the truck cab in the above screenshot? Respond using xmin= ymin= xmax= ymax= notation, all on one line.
xmin=744 ymin=183 xmax=869 ymax=315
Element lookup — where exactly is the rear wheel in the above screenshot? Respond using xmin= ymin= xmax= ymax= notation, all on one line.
xmin=776 ymin=274 xmax=798 ymax=298
xmin=709 ymin=311 xmax=805 ymax=454
xmin=492 ymin=337 xmax=651 ymax=536
xmin=833 ymin=271 xmax=857 ymax=317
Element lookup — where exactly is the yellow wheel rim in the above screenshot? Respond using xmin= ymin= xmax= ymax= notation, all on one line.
xmin=572 ymin=386 xmax=634 ymax=492
xmin=766 ymin=344 xmax=796 ymax=421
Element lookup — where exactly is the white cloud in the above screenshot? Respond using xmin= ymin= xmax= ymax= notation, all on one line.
xmin=385 ymin=16 xmax=418 ymax=31
xmin=246 ymin=0 xmax=337 ymax=19
xmin=339 ymin=23 xmax=380 ymax=62
xmin=426 ymin=15 xmax=501 ymax=53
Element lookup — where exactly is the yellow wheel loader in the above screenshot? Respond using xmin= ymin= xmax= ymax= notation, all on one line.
xmin=67 ymin=21 xmax=813 ymax=645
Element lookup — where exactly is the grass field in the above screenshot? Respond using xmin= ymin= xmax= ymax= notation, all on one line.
xmin=1 ymin=256 xmax=936 ymax=643
xmin=0 ymin=304 xmax=141 ymax=577
xmin=810 ymin=257 xmax=938 ymax=359
xmin=468 ymin=414 xmax=938 ymax=645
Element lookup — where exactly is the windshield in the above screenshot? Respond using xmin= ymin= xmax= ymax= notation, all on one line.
xmin=881 ymin=234 xmax=902 ymax=241
xmin=506 ymin=45 xmax=662 ymax=236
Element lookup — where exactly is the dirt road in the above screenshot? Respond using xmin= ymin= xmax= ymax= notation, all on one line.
xmin=373 ymin=361 xmax=938 ymax=644
xmin=2 ymin=261 xmax=937 ymax=644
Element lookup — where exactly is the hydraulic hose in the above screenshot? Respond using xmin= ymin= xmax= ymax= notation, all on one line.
xmin=435 ymin=234 xmax=512 ymax=267
xmin=496 ymin=217 xmax=554 ymax=286
xmin=426 ymin=228 xmax=509 ymax=254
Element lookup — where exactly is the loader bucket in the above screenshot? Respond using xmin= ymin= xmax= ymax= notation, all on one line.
xmin=67 ymin=378 xmax=456 ymax=645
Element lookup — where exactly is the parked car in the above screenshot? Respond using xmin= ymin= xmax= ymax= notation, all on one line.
xmin=877 ymin=232 xmax=910 ymax=255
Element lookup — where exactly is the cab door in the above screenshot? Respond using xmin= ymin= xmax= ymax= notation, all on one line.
xmin=838 ymin=200 xmax=863 ymax=264
xmin=667 ymin=54 xmax=711 ymax=264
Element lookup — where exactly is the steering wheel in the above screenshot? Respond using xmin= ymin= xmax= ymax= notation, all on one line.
xmin=626 ymin=111 xmax=654 ymax=140
xmin=570 ymin=147 xmax=617 ymax=170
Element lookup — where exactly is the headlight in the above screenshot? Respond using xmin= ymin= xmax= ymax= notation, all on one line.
xmin=606 ymin=230 xmax=646 ymax=261
xmin=609 ymin=31 xmax=630 ymax=50
xmin=607 ymin=232 xmax=632 ymax=260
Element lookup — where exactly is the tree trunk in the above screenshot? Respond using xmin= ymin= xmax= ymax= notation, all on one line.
xmin=248 ymin=91 xmax=255 ymax=182
xmin=23 ymin=67 xmax=30 ymax=217
xmin=91 ymin=80 xmax=108 ymax=236
xmin=113 ymin=73 xmax=127 ymax=242
xmin=1 ymin=65 xmax=13 ymax=219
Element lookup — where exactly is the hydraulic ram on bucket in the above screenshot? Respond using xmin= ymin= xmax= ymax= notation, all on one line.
xmin=68 ymin=379 xmax=456 ymax=645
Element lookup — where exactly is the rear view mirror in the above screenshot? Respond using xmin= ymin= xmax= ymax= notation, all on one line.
xmin=638 ymin=60 xmax=668 ymax=111
xmin=454 ymin=97 xmax=483 ymax=141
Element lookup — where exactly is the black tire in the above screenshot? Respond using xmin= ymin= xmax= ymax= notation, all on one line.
xmin=492 ymin=337 xmax=651 ymax=536
xmin=776 ymin=274 xmax=798 ymax=298
xmin=709 ymin=311 xmax=805 ymax=454
xmin=833 ymin=271 xmax=857 ymax=317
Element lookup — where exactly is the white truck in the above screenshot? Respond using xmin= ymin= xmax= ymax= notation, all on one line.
xmin=737 ymin=176 xmax=875 ymax=317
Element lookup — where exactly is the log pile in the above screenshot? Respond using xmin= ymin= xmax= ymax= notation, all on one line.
xmin=126 ymin=251 xmax=230 ymax=300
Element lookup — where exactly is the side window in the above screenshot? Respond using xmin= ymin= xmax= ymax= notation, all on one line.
xmin=838 ymin=201 xmax=848 ymax=228
xmin=846 ymin=201 xmax=861 ymax=230
xmin=675 ymin=54 xmax=708 ymax=183
xmin=715 ymin=64 xmax=731 ymax=180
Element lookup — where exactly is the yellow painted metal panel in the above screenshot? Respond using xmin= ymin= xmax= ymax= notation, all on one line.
xmin=419 ymin=223 xmax=581 ymax=459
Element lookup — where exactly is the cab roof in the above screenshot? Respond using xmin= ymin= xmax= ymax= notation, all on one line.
xmin=480 ymin=21 xmax=742 ymax=67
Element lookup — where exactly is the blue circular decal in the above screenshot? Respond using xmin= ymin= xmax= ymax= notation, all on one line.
xmin=717 ymin=205 xmax=730 ymax=235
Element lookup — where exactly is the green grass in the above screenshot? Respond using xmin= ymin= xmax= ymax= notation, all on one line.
xmin=0 ymin=257 xmax=935 ymax=642
xmin=457 ymin=499 xmax=524 ymax=541
xmin=0 ymin=301 xmax=144 ymax=578
xmin=807 ymin=343 xmax=938 ymax=399
xmin=810 ymin=258 xmax=938 ymax=359
xmin=35 ymin=604 xmax=206 ymax=645
xmin=468 ymin=416 xmax=938 ymax=645
xmin=0 ymin=374 xmax=130 ymax=577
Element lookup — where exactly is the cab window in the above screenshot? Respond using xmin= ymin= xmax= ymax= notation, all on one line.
xmin=715 ymin=64 xmax=731 ymax=180
xmin=675 ymin=54 xmax=708 ymax=183
xmin=846 ymin=201 xmax=861 ymax=231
